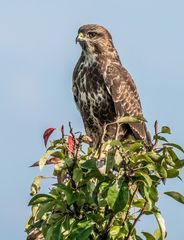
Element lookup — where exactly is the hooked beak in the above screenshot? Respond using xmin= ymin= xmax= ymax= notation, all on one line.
xmin=75 ymin=32 xmax=85 ymax=44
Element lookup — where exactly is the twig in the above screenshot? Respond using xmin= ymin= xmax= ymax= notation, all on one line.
xmin=57 ymin=174 xmax=62 ymax=184
xmin=68 ymin=121 xmax=77 ymax=158
xmin=75 ymin=134 xmax=82 ymax=159
xmin=68 ymin=122 xmax=80 ymax=216
xmin=101 ymin=212 xmax=115 ymax=239
xmin=61 ymin=125 xmax=64 ymax=139
xmin=124 ymin=186 xmax=138 ymax=222
xmin=68 ymin=122 xmax=76 ymax=146
xmin=120 ymin=151 xmax=129 ymax=178
xmin=125 ymin=201 xmax=147 ymax=240
xmin=152 ymin=120 xmax=158 ymax=150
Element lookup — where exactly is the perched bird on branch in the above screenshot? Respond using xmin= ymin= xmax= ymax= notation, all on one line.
xmin=73 ymin=24 xmax=151 ymax=148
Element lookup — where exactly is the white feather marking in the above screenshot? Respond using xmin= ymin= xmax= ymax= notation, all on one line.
xmin=83 ymin=52 xmax=98 ymax=67
xmin=80 ymin=92 xmax=87 ymax=102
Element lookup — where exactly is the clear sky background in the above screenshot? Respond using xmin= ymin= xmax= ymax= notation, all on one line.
xmin=0 ymin=0 xmax=184 ymax=239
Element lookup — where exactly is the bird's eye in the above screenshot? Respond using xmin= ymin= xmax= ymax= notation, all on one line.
xmin=88 ymin=32 xmax=97 ymax=38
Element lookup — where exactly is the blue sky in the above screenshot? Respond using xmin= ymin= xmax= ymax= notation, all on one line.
xmin=0 ymin=0 xmax=184 ymax=239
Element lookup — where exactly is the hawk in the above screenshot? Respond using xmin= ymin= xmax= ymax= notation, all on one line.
xmin=73 ymin=24 xmax=151 ymax=148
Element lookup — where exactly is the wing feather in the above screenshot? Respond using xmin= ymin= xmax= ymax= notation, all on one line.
xmin=103 ymin=63 xmax=151 ymax=143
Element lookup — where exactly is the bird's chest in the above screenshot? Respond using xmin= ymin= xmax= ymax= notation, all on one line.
xmin=74 ymin=62 xmax=116 ymax=123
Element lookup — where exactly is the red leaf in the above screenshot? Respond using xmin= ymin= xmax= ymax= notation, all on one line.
xmin=43 ymin=128 xmax=55 ymax=147
xmin=68 ymin=135 xmax=75 ymax=155
xmin=48 ymin=157 xmax=61 ymax=164
xmin=30 ymin=157 xmax=61 ymax=167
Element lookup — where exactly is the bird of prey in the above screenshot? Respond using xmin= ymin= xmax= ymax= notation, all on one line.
xmin=73 ymin=24 xmax=151 ymax=148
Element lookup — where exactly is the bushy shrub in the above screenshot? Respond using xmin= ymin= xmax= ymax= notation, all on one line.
xmin=26 ymin=120 xmax=184 ymax=240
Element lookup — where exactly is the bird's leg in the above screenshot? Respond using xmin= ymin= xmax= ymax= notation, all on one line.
xmin=100 ymin=123 xmax=107 ymax=143
xmin=115 ymin=123 xmax=120 ymax=140
xmin=96 ymin=123 xmax=107 ymax=158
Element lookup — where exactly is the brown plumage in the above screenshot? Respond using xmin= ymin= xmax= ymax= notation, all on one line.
xmin=73 ymin=24 xmax=151 ymax=148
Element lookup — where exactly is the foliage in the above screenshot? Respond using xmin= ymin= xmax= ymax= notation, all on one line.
xmin=26 ymin=120 xmax=184 ymax=240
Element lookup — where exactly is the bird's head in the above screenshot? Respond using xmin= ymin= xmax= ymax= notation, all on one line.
xmin=76 ymin=24 xmax=114 ymax=55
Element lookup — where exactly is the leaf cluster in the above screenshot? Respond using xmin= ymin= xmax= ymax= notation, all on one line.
xmin=26 ymin=123 xmax=184 ymax=240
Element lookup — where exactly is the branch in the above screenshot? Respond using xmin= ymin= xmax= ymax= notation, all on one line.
xmin=152 ymin=120 xmax=158 ymax=150
xmin=125 ymin=201 xmax=147 ymax=240
xmin=101 ymin=212 xmax=115 ymax=239
xmin=124 ymin=186 xmax=138 ymax=222
xmin=61 ymin=124 xmax=64 ymax=139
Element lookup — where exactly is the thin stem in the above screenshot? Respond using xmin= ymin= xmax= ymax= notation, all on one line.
xmin=125 ymin=201 xmax=147 ymax=240
xmin=101 ymin=212 xmax=115 ymax=239
xmin=152 ymin=120 xmax=158 ymax=150
xmin=124 ymin=186 xmax=138 ymax=222
xmin=61 ymin=124 xmax=64 ymax=139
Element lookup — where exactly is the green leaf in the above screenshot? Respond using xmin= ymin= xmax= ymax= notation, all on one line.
xmin=106 ymin=152 xmax=115 ymax=172
xmin=153 ymin=135 xmax=168 ymax=142
xmin=79 ymin=226 xmax=93 ymax=239
xmin=107 ymin=183 xmax=119 ymax=209
xmin=77 ymin=220 xmax=92 ymax=228
xmin=57 ymin=184 xmax=76 ymax=205
xmin=28 ymin=194 xmax=55 ymax=206
xmin=110 ymin=225 xmax=120 ymax=237
xmin=142 ymin=231 xmax=156 ymax=240
xmin=51 ymin=151 xmax=65 ymax=159
xmin=73 ymin=168 xmax=83 ymax=182
xmin=161 ymin=126 xmax=171 ymax=134
xmin=166 ymin=147 xmax=179 ymax=162
xmin=153 ymin=212 xmax=166 ymax=240
xmin=133 ymin=199 xmax=145 ymax=208
xmin=136 ymin=154 xmax=153 ymax=163
xmin=164 ymin=157 xmax=175 ymax=167
xmin=149 ymin=185 xmax=158 ymax=202
xmin=65 ymin=158 xmax=73 ymax=167
xmin=110 ymin=140 xmax=121 ymax=147
xmin=114 ymin=182 xmax=130 ymax=213
xmin=155 ymin=164 xmax=167 ymax=178
xmin=37 ymin=201 xmax=54 ymax=219
xmin=107 ymin=182 xmax=129 ymax=213
xmin=79 ymin=226 xmax=93 ymax=240
xmin=63 ymin=215 xmax=70 ymax=231
xmin=30 ymin=176 xmax=46 ymax=196
xmin=163 ymin=143 xmax=184 ymax=154
xmin=70 ymin=224 xmax=93 ymax=240
xmin=154 ymin=229 xmax=161 ymax=240
xmin=45 ymin=222 xmax=62 ymax=240
xmin=81 ymin=159 xmax=97 ymax=170
xmin=143 ymin=186 xmax=153 ymax=210
xmin=114 ymin=149 xmax=122 ymax=165
xmin=146 ymin=163 xmax=167 ymax=178
xmin=136 ymin=236 xmax=144 ymax=240
xmin=136 ymin=171 xmax=152 ymax=187
xmin=175 ymin=159 xmax=184 ymax=168
xmin=164 ymin=191 xmax=184 ymax=204
xmin=52 ymin=221 xmax=62 ymax=240
xmin=129 ymin=142 xmax=143 ymax=152
xmin=38 ymin=150 xmax=52 ymax=170
xmin=147 ymin=152 xmax=161 ymax=161
xmin=26 ymin=219 xmax=44 ymax=234
xmin=167 ymin=169 xmax=179 ymax=178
